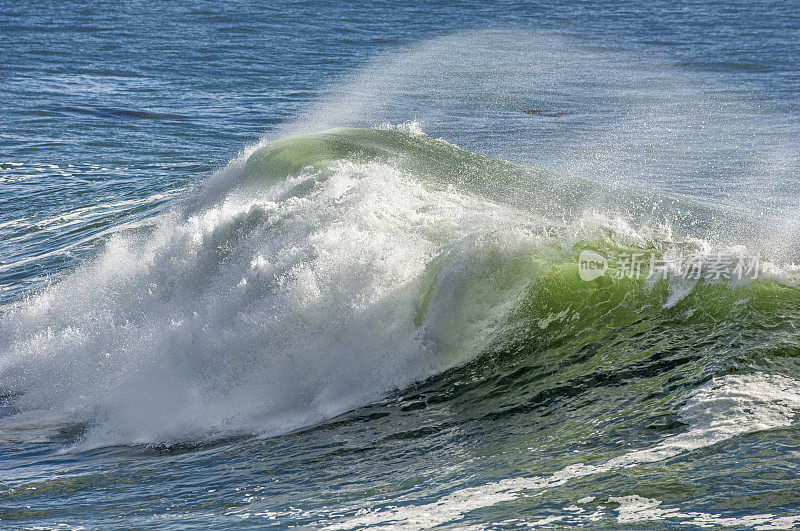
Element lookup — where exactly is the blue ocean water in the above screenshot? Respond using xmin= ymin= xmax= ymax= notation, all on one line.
xmin=1 ymin=1 xmax=800 ymax=528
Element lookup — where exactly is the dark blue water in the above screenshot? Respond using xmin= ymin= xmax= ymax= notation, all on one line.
xmin=1 ymin=1 xmax=800 ymax=528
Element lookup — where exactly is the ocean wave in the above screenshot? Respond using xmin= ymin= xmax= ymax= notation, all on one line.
xmin=0 ymin=126 xmax=797 ymax=450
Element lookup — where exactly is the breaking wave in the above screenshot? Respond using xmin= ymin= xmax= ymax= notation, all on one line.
xmin=0 ymin=125 xmax=797 ymax=450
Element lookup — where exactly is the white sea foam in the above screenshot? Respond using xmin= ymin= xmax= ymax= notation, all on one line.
xmin=0 ymin=157 xmax=542 ymax=447
xmin=325 ymin=373 xmax=800 ymax=529
xmin=379 ymin=121 xmax=425 ymax=136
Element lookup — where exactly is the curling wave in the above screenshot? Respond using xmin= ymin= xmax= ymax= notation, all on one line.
xmin=0 ymin=125 xmax=797 ymax=448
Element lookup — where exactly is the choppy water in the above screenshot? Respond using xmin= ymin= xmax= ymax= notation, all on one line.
xmin=2 ymin=1 xmax=800 ymax=529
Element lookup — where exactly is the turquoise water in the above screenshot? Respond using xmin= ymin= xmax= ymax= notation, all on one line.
xmin=2 ymin=2 xmax=800 ymax=529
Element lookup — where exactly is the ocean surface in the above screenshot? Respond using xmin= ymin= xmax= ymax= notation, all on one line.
xmin=2 ymin=1 xmax=800 ymax=528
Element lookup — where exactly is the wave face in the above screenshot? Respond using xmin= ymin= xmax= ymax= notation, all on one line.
xmin=1 ymin=125 xmax=798 ymax=451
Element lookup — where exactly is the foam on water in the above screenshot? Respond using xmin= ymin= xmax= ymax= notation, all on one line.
xmin=0 ymin=141 xmax=546 ymax=447
xmin=325 ymin=373 xmax=800 ymax=529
